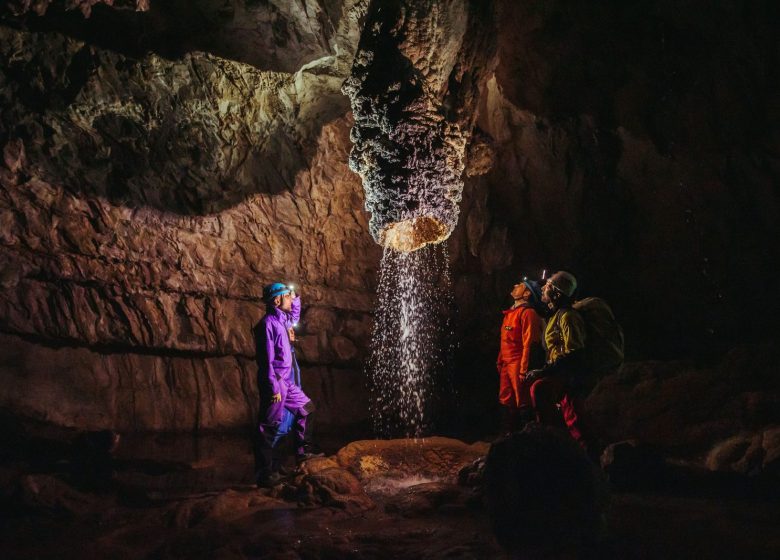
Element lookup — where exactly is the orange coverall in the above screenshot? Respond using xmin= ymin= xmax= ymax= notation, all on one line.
xmin=497 ymin=305 xmax=543 ymax=408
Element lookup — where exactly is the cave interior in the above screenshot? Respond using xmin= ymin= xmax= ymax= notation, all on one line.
xmin=1 ymin=1 xmax=779 ymax=558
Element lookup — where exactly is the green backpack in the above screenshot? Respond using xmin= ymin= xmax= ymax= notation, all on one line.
xmin=572 ymin=297 xmax=624 ymax=373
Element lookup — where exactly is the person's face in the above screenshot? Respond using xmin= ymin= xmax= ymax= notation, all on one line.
xmin=511 ymin=283 xmax=530 ymax=301
xmin=542 ymin=280 xmax=557 ymax=305
xmin=275 ymin=292 xmax=294 ymax=312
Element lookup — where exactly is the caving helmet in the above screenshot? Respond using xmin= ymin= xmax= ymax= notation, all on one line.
xmin=262 ymin=282 xmax=291 ymax=302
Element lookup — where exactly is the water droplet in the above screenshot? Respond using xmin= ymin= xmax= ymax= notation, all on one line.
xmin=367 ymin=244 xmax=455 ymax=438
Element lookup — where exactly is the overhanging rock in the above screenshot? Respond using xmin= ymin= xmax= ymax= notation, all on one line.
xmin=343 ymin=0 xmax=497 ymax=252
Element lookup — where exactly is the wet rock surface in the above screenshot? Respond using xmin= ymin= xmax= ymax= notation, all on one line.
xmin=343 ymin=0 xmax=497 ymax=251
xmin=336 ymin=437 xmax=489 ymax=482
xmin=1 ymin=436 xmax=504 ymax=559
xmin=2 ymin=433 xmax=780 ymax=559
xmin=0 ymin=0 xmax=379 ymax=431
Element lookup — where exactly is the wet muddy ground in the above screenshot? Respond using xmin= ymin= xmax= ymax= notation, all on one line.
xmin=2 ymin=433 xmax=779 ymax=559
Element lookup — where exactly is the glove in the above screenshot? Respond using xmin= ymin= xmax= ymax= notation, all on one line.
xmin=524 ymin=369 xmax=544 ymax=383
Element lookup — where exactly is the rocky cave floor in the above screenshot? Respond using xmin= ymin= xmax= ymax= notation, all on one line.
xmin=1 ymin=428 xmax=779 ymax=560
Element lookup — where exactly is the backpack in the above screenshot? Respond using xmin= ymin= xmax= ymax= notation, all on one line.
xmin=572 ymin=297 xmax=624 ymax=373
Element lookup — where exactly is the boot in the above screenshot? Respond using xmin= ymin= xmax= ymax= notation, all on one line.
xmin=256 ymin=471 xmax=283 ymax=488
xmin=516 ymin=406 xmax=536 ymax=431
xmin=500 ymin=405 xmax=519 ymax=435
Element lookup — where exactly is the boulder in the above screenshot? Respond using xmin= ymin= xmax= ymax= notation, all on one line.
xmin=483 ymin=426 xmax=609 ymax=555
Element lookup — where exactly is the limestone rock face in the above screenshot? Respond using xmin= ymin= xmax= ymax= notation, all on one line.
xmin=6 ymin=0 xmax=148 ymax=18
xmin=0 ymin=2 xmax=379 ymax=432
xmin=343 ymin=0 xmax=497 ymax=251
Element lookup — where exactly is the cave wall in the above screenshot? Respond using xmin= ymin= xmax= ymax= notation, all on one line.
xmin=443 ymin=0 xmax=780 ymax=435
xmin=450 ymin=0 xmax=779 ymax=355
xmin=1 ymin=0 xmax=778 ymax=440
xmin=0 ymin=0 xmax=380 ymax=432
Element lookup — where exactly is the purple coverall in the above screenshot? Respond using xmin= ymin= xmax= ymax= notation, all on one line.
xmin=254 ymin=296 xmax=312 ymax=480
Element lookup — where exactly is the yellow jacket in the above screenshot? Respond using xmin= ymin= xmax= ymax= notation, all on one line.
xmin=545 ymin=307 xmax=586 ymax=364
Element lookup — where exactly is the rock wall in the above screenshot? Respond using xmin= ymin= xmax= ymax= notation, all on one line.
xmin=448 ymin=0 xmax=780 ymax=363
xmin=0 ymin=1 xmax=379 ymax=432
xmin=435 ymin=0 xmax=780 ymax=434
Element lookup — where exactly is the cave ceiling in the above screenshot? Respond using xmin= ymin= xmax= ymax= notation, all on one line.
xmin=1 ymin=0 xmax=367 ymax=214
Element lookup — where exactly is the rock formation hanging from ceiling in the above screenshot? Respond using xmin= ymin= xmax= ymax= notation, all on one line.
xmin=343 ymin=0 xmax=496 ymax=252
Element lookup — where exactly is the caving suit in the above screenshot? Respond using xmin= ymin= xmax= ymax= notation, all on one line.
xmin=529 ymin=306 xmax=594 ymax=448
xmin=253 ymin=296 xmax=313 ymax=481
xmin=497 ymin=303 xmax=544 ymax=420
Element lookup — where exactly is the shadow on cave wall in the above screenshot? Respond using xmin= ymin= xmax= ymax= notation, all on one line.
xmin=0 ymin=1 xmax=354 ymax=215
xmin=4 ymin=1 xmax=346 ymax=73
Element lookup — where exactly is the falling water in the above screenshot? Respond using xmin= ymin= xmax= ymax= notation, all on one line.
xmin=368 ymin=244 xmax=455 ymax=438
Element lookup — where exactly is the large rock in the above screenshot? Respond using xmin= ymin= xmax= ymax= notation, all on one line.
xmin=483 ymin=426 xmax=609 ymax=555
xmin=336 ymin=436 xmax=489 ymax=483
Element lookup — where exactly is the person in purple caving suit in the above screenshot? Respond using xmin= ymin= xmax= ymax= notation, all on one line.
xmin=253 ymin=282 xmax=320 ymax=487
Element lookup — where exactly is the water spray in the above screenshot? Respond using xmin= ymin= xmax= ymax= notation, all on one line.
xmin=368 ymin=244 xmax=454 ymax=438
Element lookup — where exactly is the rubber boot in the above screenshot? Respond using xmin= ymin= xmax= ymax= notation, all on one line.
xmin=516 ymin=406 xmax=536 ymax=431
xmin=500 ymin=405 xmax=519 ymax=435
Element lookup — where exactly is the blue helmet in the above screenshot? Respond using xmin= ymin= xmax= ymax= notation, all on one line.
xmin=262 ymin=282 xmax=291 ymax=301
xmin=522 ymin=280 xmax=543 ymax=310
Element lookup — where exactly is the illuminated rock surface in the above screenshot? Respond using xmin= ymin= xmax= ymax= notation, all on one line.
xmin=343 ymin=0 xmax=496 ymax=251
xmin=3 ymin=431 xmax=779 ymax=558
xmin=0 ymin=1 xmax=378 ymax=431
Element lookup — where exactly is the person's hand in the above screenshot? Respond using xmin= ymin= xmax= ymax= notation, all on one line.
xmin=524 ymin=369 xmax=543 ymax=383
xmin=271 ymin=393 xmax=282 ymax=403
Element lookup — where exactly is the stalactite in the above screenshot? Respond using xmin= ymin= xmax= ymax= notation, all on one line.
xmin=343 ymin=0 xmax=497 ymax=252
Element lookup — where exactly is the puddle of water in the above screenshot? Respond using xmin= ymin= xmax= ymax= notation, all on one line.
xmin=363 ymin=474 xmax=442 ymax=497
